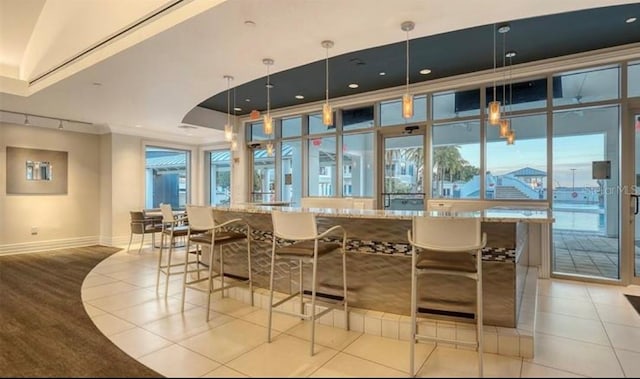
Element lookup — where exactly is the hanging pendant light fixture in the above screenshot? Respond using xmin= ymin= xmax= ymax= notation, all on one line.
xmin=488 ymin=24 xmax=501 ymax=126
xmin=506 ymin=49 xmax=516 ymax=145
xmin=266 ymin=141 xmax=274 ymax=156
xmin=401 ymin=21 xmax=415 ymax=119
xmin=263 ymin=58 xmax=274 ymax=136
xmin=498 ymin=25 xmax=510 ymax=138
xmin=223 ymin=75 xmax=234 ymax=141
xmin=321 ymin=40 xmax=334 ymax=126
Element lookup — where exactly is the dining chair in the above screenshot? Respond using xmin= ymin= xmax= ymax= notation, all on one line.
xmin=127 ymin=211 xmax=163 ymax=254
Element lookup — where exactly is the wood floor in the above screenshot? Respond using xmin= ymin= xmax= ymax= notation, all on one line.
xmin=0 ymin=245 xmax=161 ymax=377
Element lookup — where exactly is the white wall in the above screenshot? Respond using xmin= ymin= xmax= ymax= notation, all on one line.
xmin=110 ymin=133 xmax=145 ymax=246
xmin=0 ymin=122 xmax=101 ymax=253
xmin=0 ymin=125 xmax=209 ymax=253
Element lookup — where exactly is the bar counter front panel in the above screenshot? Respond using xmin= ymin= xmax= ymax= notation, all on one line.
xmin=209 ymin=205 xmax=553 ymax=328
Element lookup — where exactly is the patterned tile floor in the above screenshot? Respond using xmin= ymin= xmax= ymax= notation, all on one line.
xmin=553 ymin=231 xmax=640 ymax=279
xmin=81 ymin=245 xmax=640 ymax=377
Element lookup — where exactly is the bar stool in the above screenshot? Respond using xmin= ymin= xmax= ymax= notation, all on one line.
xmin=407 ymin=216 xmax=486 ymax=377
xmin=267 ymin=210 xmax=349 ymax=356
xmin=156 ymin=203 xmax=191 ymax=297
xmin=180 ymin=204 xmax=253 ymax=321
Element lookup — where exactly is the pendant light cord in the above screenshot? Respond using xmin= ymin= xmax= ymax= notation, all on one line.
xmin=266 ymin=65 xmax=271 ymax=119
xmin=493 ymin=23 xmax=497 ymax=102
xmin=502 ymin=30 xmax=506 ymax=115
xmin=226 ymin=76 xmax=231 ymax=126
xmin=405 ymin=28 xmax=410 ymax=92
xmin=325 ymin=45 xmax=329 ymax=104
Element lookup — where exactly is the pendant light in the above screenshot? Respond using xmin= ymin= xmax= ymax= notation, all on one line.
xmin=488 ymin=23 xmax=501 ymax=125
xmin=401 ymin=21 xmax=415 ymax=119
xmin=506 ymin=49 xmax=516 ymax=145
xmin=498 ymin=25 xmax=510 ymax=138
xmin=263 ymin=58 xmax=274 ymax=136
xmin=266 ymin=141 xmax=274 ymax=156
xmin=223 ymin=75 xmax=233 ymax=141
xmin=321 ymin=40 xmax=334 ymax=126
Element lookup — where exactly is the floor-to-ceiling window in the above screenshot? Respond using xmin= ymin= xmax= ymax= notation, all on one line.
xmin=281 ymin=117 xmax=303 ymax=205
xmin=206 ymin=149 xmax=231 ymax=205
xmin=308 ymin=113 xmax=336 ymax=197
xmin=486 ymin=113 xmax=547 ymax=200
xmin=241 ymin=58 xmax=639 ymax=283
xmin=145 ymin=146 xmax=190 ymax=209
xmin=342 ymin=106 xmax=375 ymax=197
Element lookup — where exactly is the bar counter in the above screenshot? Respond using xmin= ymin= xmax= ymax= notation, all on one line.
xmin=210 ymin=204 xmax=554 ymax=328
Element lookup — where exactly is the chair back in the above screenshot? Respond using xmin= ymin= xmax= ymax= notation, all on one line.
xmin=186 ymin=205 xmax=215 ymax=232
xmin=130 ymin=211 xmax=146 ymax=234
xmin=272 ymin=210 xmax=317 ymax=240
xmin=159 ymin=203 xmax=175 ymax=223
xmin=411 ymin=216 xmax=482 ymax=252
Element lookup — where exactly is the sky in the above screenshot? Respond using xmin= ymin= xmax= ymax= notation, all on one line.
xmin=458 ymin=133 xmax=606 ymax=188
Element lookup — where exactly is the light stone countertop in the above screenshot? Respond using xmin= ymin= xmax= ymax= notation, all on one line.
xmin=212 ymin=203 xmax=554 ymax=224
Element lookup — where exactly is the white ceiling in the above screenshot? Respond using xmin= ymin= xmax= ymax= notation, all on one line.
xmin=0 ymin=0 xmax=636 ymax=144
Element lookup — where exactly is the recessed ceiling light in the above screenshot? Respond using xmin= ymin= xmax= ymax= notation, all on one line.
xmin=348 ymin=83 xmax=359 ymax=88
xmin=295 ymin=95 xmax=304 ymax=99
xmin=505 ymin=51 xmax=517 ymax=58
xmin=244 ymin=20 xmax=256 ymax=26
xmin=627 ymin=17 xmax=637 ymax=23
xmin=379 ymin=72 xmax=386 ymax=76
xmin=419 ymin=68 xmax=432 ymax=75
xmin=245 ymin=98 xmax=251 ymax=102
xmin=92 ymin=82 xmax=102 ymax=86
xmin=135 ymin=124 xmax=142 ymax=128
xmin=234 ymin=107 xmax=242 ymax=111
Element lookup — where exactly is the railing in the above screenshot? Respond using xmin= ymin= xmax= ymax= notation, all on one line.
xmin=250 ymin=191 xmax=275 ymax=203
xmin=381 ymin=192 xmax=425 ymax=210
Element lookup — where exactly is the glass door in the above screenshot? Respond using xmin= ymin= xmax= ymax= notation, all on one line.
xmin=251 ymin=146 xmax=276 ymax=203
xmin=381 ymin=132 xmax=425 ymax=210
xmin=632 ymin=110 xmax=640 ymax=284
xmin=551 ymin=106 xmax=620 ymax=280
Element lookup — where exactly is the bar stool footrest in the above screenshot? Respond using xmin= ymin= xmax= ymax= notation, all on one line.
xmin=415 ymin=334 xmax=479 ymax=348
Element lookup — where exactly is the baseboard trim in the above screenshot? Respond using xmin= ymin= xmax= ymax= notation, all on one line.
xmin=0 ymin=236 xmax=100 ymax=255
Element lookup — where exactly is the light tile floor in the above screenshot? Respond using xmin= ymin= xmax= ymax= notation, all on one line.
xmin=81 ymin=246 xmax=640 ymax=378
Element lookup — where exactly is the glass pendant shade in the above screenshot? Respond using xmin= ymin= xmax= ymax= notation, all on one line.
xmin=223 ymin=75 xmax=234 ymax=142
xmin=322 ymin=102 xmax=333 ymax=126
xmin=230 ymin=134 xmax=238 ymax=151
xmin=401 ymin=21 xmax=415 ymax=120
xmin=263 ymin=114 xmax=273 ymax=135
xmin=499 ymin=119 xmax=510 ymax=138
xmin=506 ymin=129 xmax=516 ymax=145
xmin=402 ymin=93 xmax=414 ymax=119
xmin=321 ymin=40 xmax=334 ymax=126
xmin=224 ymin=124 xmax=233 ymax=141
xmin=489 ymin=101 xmax=501 ymax=125
xmin=266 ymin=141 xmax=274 ymax=156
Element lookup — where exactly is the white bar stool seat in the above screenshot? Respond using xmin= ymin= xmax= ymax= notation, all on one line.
xmin=267 ymin=210 xmax=349 ymax=356
xmin=407 ymin=216 xmax=486 ymax=377
xmin=180 ymin=204 xmax=253 ymax=321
